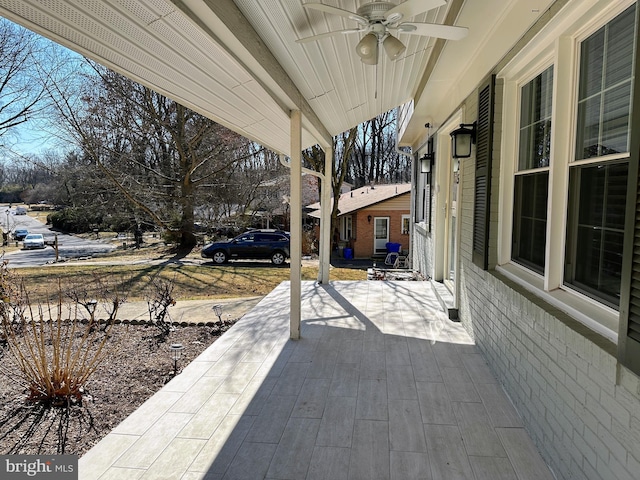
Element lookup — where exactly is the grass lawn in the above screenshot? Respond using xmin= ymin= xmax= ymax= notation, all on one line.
xmin=12 ymin=261 xmax=368 ymax=303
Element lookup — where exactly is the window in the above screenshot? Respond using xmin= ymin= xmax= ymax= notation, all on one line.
xmin=415 ymin=153 xmax=431 ymax=226
xmin=565 ymin=162 xmax=628 ymax=307
xmin=575 ymin=6 xmax=635 ymax=160
xmin=564 ymin=4 xmax=636 ymax=307
xmin=498 ymin=2 xmax=637 ymax=335
xmin=512 ymin=66 xmax=553 ymax=274
xmin=401 ymin=215 xmax=410 ymax=235
xmin=512 ymin=172 xmax=549 ymax=274
xmin=340 ymin=215 xmax=352 ymax=241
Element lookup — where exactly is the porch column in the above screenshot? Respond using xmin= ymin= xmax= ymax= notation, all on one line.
xmin=319 ymin=143 xmax=332 ymax=284
xmin=290 ymin=109 xmax=302 ymax=339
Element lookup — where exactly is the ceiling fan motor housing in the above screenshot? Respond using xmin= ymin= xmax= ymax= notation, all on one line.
xmin=356 ymin=2 xmax=397 ymax=22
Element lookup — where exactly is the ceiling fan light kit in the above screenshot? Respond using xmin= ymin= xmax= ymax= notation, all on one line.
xmin=298 ymin=0 xmax=468 ymax=65
xmin=383 ymin=34 xmax=405 ymax=60
xmin=356 ymin=33 xmax=379 ymax=63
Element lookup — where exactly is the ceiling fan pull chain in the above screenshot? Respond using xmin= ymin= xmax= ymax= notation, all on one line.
xmin=375 ymin=59 xmax=378 ymax=99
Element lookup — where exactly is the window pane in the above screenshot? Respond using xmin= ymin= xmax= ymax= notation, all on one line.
xmin=518 ymin=66 xmax=553 ymax=170
xmin=573 ymin=229 xmax=624 ymax=304
xmin=512 ymin=172 xmax=548 ymax=274
xmin=565 ymin=162 xmax=628 ymax=307
xmin=605 ymin=6 xmax=635 ymax=89
xmin=602 ymin=82 xmax=632 ymax=154
xmin=579 ymin=29 xmax=604 ymax=99
xmin=576 ymin=94 xmax=602 ymax=159
xmin=576 ymin=4 xmax=636 ymax=160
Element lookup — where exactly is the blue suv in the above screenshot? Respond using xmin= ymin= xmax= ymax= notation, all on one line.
xmin=202 ymin=230 xmax=290 ymax=265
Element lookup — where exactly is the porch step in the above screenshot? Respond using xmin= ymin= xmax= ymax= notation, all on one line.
xmin=430 ymin=280 xmax=459 ymax=321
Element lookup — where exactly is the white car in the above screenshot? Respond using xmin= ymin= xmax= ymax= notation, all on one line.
xmin=22 ymin=233 xmax=45 ymax=249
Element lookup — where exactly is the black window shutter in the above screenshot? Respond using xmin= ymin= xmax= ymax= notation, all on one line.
xmin=618 ymin=12 xmax=640 ymax=374
xmin=619 ymin=159 xmax=640 ymax=373
xmin=472 ymin=75 xmax=496 ymax=270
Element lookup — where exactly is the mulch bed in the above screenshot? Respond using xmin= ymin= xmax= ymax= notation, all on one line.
xmin=0 ymin=320 xmax=235 ymax=457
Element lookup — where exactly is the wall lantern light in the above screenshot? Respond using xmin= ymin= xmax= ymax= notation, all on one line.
xmin=450 ymin=122 xmax=476 ymax=159
xmin=367 ymin=215 xmax=372 ymax=223
xmin=420 ymin=152 xmax=433 ymax=173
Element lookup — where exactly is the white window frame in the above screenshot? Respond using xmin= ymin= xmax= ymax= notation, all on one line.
xmin=340 ymin=215 xmax=352 ymax=241
xmin=496 ymin=0 xmax=636 ymax=342
xmin=511 ymin=65 xmax=553 ymax=275
xmin=414 ymin=151 xmax=429 ymax=225
xmin=401 ymin=214 xmax=410 ymax=235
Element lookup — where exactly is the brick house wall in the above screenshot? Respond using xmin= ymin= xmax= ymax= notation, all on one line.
xmin=453 ymin=87 xmax=640 ymax=480
xmin=347 ymin=193 xmax=410 ymax=259
xmin=411 ymin=56 xmax=640 ymax=480
xmin=351 ymin=208 xmax=410 ymax=259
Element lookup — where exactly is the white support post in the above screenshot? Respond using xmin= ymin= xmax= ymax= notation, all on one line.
xmin=319 ymin=143 xmax=332 ymax=284
xmin=290 ymin=110 xmax=302 ymax=339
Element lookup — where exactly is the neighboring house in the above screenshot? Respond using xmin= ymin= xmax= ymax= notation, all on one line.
xmin=253 ymin=173 xmax=353 ymax=230
xmin=400 ymin=2 xmax=640 ymax=479
xmin=307 ymin=183 xmax=411 ymax=259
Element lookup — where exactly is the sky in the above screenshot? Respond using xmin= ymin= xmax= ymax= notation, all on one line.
xmin=1 ymin=16 xmax=84 ymax=160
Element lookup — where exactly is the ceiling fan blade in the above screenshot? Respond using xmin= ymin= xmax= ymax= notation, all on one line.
xmin=385 ymin=0 xmax=446 ymax=22
xmin=302 ymin=3 xmax=369 ymax=26
xmin=296 ymin=29 xmax=362 ymax=44
xmin=395 ymin=22 xmax=468 ymax=41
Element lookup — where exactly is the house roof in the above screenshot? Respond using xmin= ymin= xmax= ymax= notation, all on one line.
xmin=307 ymin=183 xmax=411 ymax=218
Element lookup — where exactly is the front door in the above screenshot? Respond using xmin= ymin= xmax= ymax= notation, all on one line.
xmin=374 ymin=217 xmax=389 ymax=255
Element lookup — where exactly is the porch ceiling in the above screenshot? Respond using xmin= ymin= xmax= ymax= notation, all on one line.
xmin=0 ymin=0 xmax=553 ymax=155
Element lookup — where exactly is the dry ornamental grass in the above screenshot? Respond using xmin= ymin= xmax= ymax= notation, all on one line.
xmin=0 ymin=262 xmax=236 ymax=456
xmin=0 ymin=322 xmax=228 ymax=455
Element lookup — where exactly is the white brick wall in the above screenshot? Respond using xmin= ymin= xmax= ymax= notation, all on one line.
xmin=413 ymin=89 xmax=640 ymax=476
xmin=456 ymin=265 xmax=640 ymax=480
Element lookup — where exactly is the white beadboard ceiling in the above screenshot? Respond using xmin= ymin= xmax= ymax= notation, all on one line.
xmin=0 ymin=0 xmax=554 ymax=155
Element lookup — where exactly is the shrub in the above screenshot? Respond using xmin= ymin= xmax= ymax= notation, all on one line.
xmin=2 ymin=301 xmax=114 ymax=406
xmin=48 ymin=207 xmax=103 ymax=233
xmin=0 ymin=264 xmax=122 ymax=407
xmin=145 ymin=275 xmax=176 ymax=338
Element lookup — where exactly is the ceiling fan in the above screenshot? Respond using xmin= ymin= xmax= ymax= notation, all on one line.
xmin=297 ymin=0 xmax=468 ymax=65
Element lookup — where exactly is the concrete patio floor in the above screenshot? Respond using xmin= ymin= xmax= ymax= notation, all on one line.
xmin=80 ymin=281 xmax=555 ymax=480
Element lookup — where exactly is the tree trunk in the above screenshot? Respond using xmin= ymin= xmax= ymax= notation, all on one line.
xmin=178 ymin=165 xmax=197 ymax=248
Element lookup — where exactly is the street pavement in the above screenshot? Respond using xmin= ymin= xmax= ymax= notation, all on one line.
xmin=3 ymin=205 xmax=115 ymax=267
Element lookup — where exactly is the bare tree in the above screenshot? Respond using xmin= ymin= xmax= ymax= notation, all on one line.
xmin=349 ymin=110 xmax=410 ymax=186
xmin=48 ymin=63 xmax=256 ymax=249
xmin=303 ymin=127 xmax=358 ymax=246
xmin=0 ymin=19 xmax=60 ymax=145
xmin=200 ymin=145 xmax=282 ymax=229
